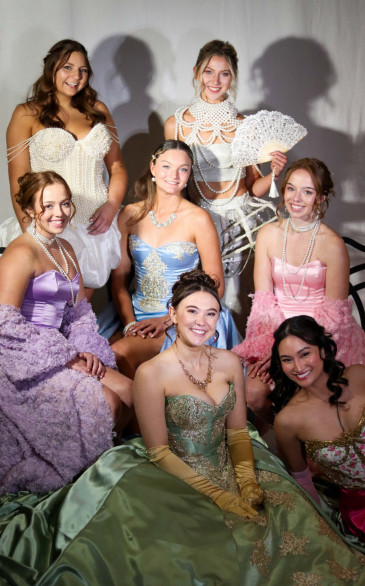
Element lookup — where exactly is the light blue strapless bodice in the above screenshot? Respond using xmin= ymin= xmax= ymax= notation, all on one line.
xmin=20 ymin=270 xmax=80 ymax=329
xmin=129 ymin=235 xmax=199 ymax=320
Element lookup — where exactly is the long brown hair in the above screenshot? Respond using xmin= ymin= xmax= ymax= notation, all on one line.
xmin=27 ymin=39 xmax=106 ymax=129
xmin=128 ymin=140 xmax=194 ymax=226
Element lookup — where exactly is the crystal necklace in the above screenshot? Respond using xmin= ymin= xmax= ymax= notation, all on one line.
xmin=148 ymin=210 xmax=177 ymax=229
xmin=27 ymin=225 xmax=78 ymax=305
xmin=174 ymin=343 xmax=212 ymax=392
xmin=281 ymin=217 xmax=321 ymax=299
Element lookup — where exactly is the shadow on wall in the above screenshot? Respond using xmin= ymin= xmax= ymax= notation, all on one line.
xmin=246 ymin=36 xmax=362 ymax=238
xmin=91 ymin=35 xmax=165 ymax=202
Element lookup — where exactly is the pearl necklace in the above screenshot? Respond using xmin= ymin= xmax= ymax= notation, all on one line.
xmin=28 ymin=222 xmax=56 ymax=245
xmin=148 ymin=210 xmax=177 ymax=229
xmin=289 ymin=216 xmax=319 ymax=233
xmin=27 ymin=226 xmax=78 ymax=305
xmin=179 ymin=95 xmax=240 ymax=145
xmin=281 ymin=217 xmax=321 ymax=299
xmin=174 ymin=343 xmax=212 ymax=392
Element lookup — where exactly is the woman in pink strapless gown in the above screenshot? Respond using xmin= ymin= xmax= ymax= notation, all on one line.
xmin=232 ymin=158 xmax=365 ymax=422
xmin=0 ymin=171 xmax=132 ymax=495
xmin=269 ymin=315 xmax=365 ymax=542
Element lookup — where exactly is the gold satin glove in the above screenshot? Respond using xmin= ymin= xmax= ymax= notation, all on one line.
xmin=147 ymin=445 xmax=258 ymax=519
xmin=227 ymin=428 xmax=264 ymax=507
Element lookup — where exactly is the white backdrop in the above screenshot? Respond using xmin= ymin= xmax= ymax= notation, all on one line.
xmin=1 ymin=0 xmax=364 ymax=246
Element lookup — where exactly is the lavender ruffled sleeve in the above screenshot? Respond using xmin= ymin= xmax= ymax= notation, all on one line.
xmin=61 ymin=298 xmax=116 ymax=368
xmin=0 ymin=304 xmax=77 ymax=383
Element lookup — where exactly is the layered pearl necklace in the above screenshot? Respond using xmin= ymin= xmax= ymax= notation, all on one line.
xmin=27 ymin=225 xmax=78 ymax=305
xmin=174 ymin=343 xmax=213 ymax=392
xmin=175 ymin=95 xmax=243 ymax=207
xmin=281 ymin=217 xmax=321 ymax=299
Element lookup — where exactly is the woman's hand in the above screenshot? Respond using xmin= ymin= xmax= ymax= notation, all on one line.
xmin=125 ymin=316 xmax=171 ymax=339
xmin=67 ymin=352 xmax=106 ymax=379
xmin=88 ymin=202 xmax=119 ymax=235
xmin=269 ymin=151 xmax=287 ymax=178
xmin=246 ymin=355 xmax=272 ymax=384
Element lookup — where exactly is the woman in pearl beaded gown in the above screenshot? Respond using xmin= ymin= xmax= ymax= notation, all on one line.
xmin=269 ymin=315 xmax=365 ymax=542
xmin=233 ymin=158 xmax=365 ymax=423
xmin=165 ymin=40 xmax=287 ymax=333
xmin=0 ymin=171 xmax=132 ymax=494
xmin=2 ymin=40 xmax=127 ymax=297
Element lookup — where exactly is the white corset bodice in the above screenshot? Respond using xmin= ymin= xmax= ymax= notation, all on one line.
xmin=29 ymin=124 xmax=112 ymax=224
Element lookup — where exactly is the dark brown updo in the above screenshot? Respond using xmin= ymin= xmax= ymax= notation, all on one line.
xmin=15 ymin=171 xmax=75 ymax=221
xmin=168 ymin=269 xmax=222 ymax=311
xmin=277 ymin=158 xmax=335 ymax=219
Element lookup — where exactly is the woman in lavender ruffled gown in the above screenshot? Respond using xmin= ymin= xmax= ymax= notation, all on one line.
xmin=0 ymin=171 xmax=132 ymax=495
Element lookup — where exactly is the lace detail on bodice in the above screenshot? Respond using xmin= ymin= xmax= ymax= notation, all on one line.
xmin=165 ymin=383 xmax=238 ymax=493
xmin=129 ymin=235 xmax=199 ymax=319
xmin=305 ymin=408 xmax=365 ymax=489
xmin=10 ymin=124 xmax=115 ymax=225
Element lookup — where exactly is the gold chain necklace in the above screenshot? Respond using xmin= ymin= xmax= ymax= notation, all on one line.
xmin=174 ymin=343 xmax=212 ymax=391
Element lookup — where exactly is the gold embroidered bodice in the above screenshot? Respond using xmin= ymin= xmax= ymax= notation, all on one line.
xmin=165 ymin=383 xmax=239 ymax=494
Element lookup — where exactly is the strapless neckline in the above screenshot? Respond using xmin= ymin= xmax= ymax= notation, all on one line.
xmin=166 ymin=382 xmax=234 ymax=409
xmin=31 ymin=270 xmax=79 ymax=282
xmin=32 ymin=123 xmax=103 ymax=144
xmin=129 ymin=233 xmax=197 ymax=250
xmin=272 ymin=256 xmax=325 ymax=270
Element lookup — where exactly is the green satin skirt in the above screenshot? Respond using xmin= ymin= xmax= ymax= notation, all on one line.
xmin=1 ymin=435 xmax=364 ymax=585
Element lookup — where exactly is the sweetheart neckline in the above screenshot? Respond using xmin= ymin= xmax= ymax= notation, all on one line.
xmin=32 ymin=122 xmax=103 ymax=143
xmin=129 ymin=233 xmax=197 ymax=250
xmin=30 ymin=270 xmax=79 ymax=282
xmin=165 ymin=382 xmax=234 ymax=409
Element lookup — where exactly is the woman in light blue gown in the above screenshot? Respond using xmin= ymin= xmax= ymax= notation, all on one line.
xmin=111 ymin=140 xmax=240 ymax=379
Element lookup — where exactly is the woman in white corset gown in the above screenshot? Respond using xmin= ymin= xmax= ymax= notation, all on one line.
xmin=3 ymin=39 xmax=127 ymax=296
xmin=165 ymin=40 xmax=287 ymax=332
xmin=233 ymin=158 xmax=365 ymax=423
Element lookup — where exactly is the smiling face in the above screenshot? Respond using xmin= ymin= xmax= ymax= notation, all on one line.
xmin=151 ymin=149 xmax=192 ymax=196
xmin=197 ymin=55 xmax=232 ymax=103
xmin=169 ymin=291 xmax=220 ymax=347
xmin=278 ymin=335 xmax=326 ymax=388
xmin=54 ymin=51 xmax=89 ymax=98
xmin=284 ymin=169 xmax=322 ymax=225
xmin=27 ymin=182 xmax=72 ymax=239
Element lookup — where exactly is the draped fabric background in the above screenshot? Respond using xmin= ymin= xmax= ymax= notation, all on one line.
xmin=1 ymin=0 xmax=364 ymax=246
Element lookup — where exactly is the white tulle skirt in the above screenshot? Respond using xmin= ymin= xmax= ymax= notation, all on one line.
xmin=0 ymin=215 xmax=121 ymax=289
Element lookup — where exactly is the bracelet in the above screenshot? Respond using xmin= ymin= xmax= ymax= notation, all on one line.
xmin=123 ymin=321 xmax=137 ymax=336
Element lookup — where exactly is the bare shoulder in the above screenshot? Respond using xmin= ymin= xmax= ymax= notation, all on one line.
xmin=274 ymin=402 xmax=300 ymax=431
xmin=319 ymin=223 xmax=348 ymax=259
xmin=1 ymin=237 xmax=36 ymax=273
xmin=345 ymin=364 xmax=365 ymax=385
xmin=164 ymin=115 xmax=176 ymax=139
xmin=7 ymin=103 xmax=38 ymax=132
xmin=213 ymin=347 xmax=242 ymax=372
xmin=94 ymin=101 xmax=109 ymax=115
xmin=117 ymin=202 xmax=141 ymax=228
xmin=257 ymin=220 xmax=281 ymax=239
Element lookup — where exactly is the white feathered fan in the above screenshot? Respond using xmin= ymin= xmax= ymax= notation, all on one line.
xmin=232 ymin=110 xmax=307 ymax=197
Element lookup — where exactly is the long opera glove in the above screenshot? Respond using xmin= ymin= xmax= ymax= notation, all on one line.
xmin=147 ymin=445 xmax=258 ymax=519
xmin=292 ymin=467 xmax=321 ymax=505
xmin=226 ymin=428 xmax=264 ymax=507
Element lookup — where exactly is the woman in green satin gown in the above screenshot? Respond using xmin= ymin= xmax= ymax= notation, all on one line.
xmin=0 ymin=271 xmax=364 ymax=585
